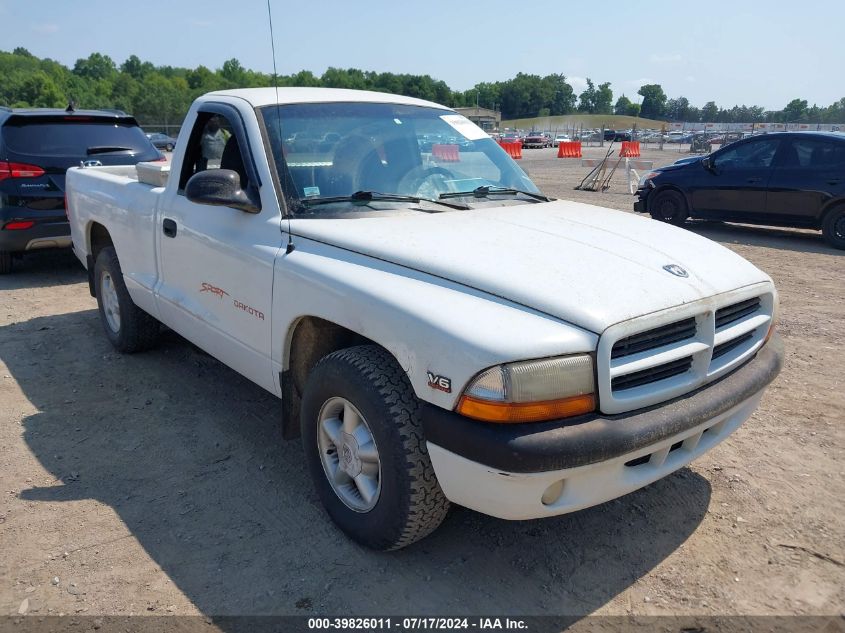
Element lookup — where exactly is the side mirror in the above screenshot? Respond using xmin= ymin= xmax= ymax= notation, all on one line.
xmin=702 ymin=156 xmax=715 ymax=172
xmin=185 ymin=169 xmax=260 ymax=214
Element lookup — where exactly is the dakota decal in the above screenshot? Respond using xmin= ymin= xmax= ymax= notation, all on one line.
xmin=201 ymin=283 xmax=263 ymax=320
xmin=234 ymin=299 xmax=265 ymax=321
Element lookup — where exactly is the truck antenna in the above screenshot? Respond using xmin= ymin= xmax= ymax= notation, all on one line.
xmin=267 ymin=0 xmax=294 ymax=254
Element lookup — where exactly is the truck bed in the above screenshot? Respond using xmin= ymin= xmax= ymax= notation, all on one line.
xmin=66 ymin=163 xmax=168 ymax=319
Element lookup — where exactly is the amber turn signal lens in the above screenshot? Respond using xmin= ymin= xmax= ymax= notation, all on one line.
xmin=456 ymin=393 xmax=596 ymax=423
xmin=764 ymin=322 xmax=776 ymax=344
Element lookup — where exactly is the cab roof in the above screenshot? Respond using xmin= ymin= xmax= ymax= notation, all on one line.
xmin=201 ymin=87 xmax=453 ymax=111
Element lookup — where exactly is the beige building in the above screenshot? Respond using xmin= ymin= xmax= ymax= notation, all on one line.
xmin=454 ymin=107 xmax=501 ymax=132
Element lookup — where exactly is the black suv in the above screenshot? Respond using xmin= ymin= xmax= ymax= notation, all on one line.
xmin=0 ymin=107 xmax=161 ymax=273
xmin=604 ymin=129 xmax=631 ymax=142
xmin=634 ymin=132 xmax=845 ymax=249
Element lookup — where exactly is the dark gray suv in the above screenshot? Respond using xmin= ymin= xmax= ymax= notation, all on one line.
xmin=0 ymin=107 xmax=161 ymax=273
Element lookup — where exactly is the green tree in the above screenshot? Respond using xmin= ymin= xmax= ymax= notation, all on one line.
xmin=543 ymin=74 xmax=575 ymax=115
xmin=783 ymin=98 xmax=809 ymax=122
xmin=665 ymin=96 xmax=690 ymax=121
xmin=73 ymin=52 xmax=117 ymax=81
xmin=701 ymin=101 xmax=719 ymax=122
xmin=577 ymin=78 xmax=596 ymax=113
xmin=637 ymin=84 xmax=667 ymax=120
xmin=220 ymin=58 xmax=247 ymax=86
xmin=614 ymin=94 xmax=632 ymax=115
xmin=120 ymin=55 xmax=154 ymax=80
xmin=594 ymin=82 xmax=613 ymax=114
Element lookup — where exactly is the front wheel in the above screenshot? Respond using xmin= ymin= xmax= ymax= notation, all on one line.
xmin=94 ymin=246 xmax=160 ymax=352
xmin=301 ymin=345 xmax=449 ymax=550
xmin=649 ymin=190 xmax=689 ymax=226
xmin=822 ymin=205 xmax=845 ymax=250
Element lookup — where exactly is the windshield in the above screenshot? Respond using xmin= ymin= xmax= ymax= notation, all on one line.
xmin=259 ymin=102 xmax=541 ymax=214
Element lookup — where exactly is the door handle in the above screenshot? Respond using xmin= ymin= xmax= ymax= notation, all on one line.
xmin=162 ymin=218 xmax=177 ymax=238
xmin=828 ymin=179 xmax=842 ymax=185
xmin=746 ymin=177 xmax=762 ymax=184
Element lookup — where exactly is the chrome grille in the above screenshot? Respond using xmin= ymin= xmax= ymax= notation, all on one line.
xmin=611 ymin=318 xmax=697 ymax=359
xmin=611 ymin=356 xmax=693 ymax=391
xmin=716 ymin=297 xmax=761 ymax=329
xmin=712 ymin=330 xmax=755 ymax=360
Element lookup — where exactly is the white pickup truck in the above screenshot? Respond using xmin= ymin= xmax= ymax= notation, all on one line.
xmin=66 ymin=88 xmax=783 ymax=550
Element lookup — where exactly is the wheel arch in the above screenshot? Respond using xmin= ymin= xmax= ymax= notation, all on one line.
xmin=649 ymin=184 xmax=691 ymax=215
xmin=280 ymin=315 xmax=397 ymax=440
xmin=819 ymin=197 xmax=845 ymax=229
xmin=86 ymin=222 xmax=114 ymax=297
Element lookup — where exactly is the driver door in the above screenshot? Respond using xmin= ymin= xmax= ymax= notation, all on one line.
xmin=155 ymin=104 xmax=283 ymax=392
xmin=691 ymin=137 xmax=781 ymax=220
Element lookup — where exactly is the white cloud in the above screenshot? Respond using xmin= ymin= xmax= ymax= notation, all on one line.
xmin=625 ymin=78 xmax=654 ymax=89
xmin=567 ymin=76 xmax=588 ymax=95
xmin=649 ymin=53 xmax=682 ymax=64
xmin=32 ymin=23 xmax=59 ymax=34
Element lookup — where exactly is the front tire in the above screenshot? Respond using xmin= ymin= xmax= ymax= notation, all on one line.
xmin=650 ymin=189 xmax=689 ymax=226
xmin=822 ymin=205 xmax=845 ymax=250
xmin=301 ymin=345 xmax=449 ymax=550
xmin=94 ymin=246 xmax=160 ymax=352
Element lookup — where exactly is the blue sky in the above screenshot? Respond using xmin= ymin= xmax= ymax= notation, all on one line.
xmin=1 ymin=0 xmax=842 ymax=110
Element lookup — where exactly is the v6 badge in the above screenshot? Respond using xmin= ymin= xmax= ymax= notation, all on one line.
xmin=427 ymin=372 xmax=452 ymax=393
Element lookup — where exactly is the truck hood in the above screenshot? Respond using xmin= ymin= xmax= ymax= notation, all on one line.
xmin=290 ymin=201 xmax=771 ymax=334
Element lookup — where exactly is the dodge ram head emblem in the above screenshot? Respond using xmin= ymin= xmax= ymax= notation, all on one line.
xmin=663 ymin=264 xmax=689 ymax=278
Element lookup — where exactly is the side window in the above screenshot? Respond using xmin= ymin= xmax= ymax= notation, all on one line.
xmin=179 ymin=113 xmax=249 ymax=191
xmin=714 ymin=138 xmax=780 ymax=171
xmin=783 ymin=138 xmax=845 ymax=169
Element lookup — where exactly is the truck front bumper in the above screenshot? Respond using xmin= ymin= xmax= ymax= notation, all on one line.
xmin=422 ymin=335 xmax=783 ymax=520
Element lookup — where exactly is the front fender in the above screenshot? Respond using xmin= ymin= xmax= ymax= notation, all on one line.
xmin=272 ymin=237 xmax=597 ymax=410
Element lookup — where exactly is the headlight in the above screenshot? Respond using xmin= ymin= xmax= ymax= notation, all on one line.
xmin=638 ymin=171 xmax=660 ymax=187
xmin=456 ymin=354 xmax=596 ymax=423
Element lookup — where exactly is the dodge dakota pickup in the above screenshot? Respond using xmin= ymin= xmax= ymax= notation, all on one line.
xmin=66 ymin=88 xmax=783 ymax=550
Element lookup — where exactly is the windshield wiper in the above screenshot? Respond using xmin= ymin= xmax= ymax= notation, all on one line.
xmin=86 ymin=146 xmax=135 ymax=155
xmin=440 ymin=185 xmax=551 ymax=202
xmin=300 ymin=190 xmax=470 ymax=211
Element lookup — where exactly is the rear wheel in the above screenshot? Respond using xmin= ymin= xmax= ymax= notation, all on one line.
xmin=301 ymin=345 xmax=449 ymax=550
xmin=94 ymin=246 xmax=160 ymax=352
xmin=822 ymin=205 xmax=845 ymax=250
xmin=0 ymin=250 xmax=11 ymax=274
xmin=650 ymin=190 xmax=689 ymax=226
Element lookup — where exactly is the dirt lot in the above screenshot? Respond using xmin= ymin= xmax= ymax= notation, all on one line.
xmin=1 ymin=146 xmax=843 ymax=624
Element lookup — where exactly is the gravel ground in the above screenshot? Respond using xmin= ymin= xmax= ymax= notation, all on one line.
xmin=0 ymin=145 xmax=843 ymax=624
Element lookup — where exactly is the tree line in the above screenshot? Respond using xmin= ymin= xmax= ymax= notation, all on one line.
xmin=1 ymin=48 xmax=843 ymax=127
